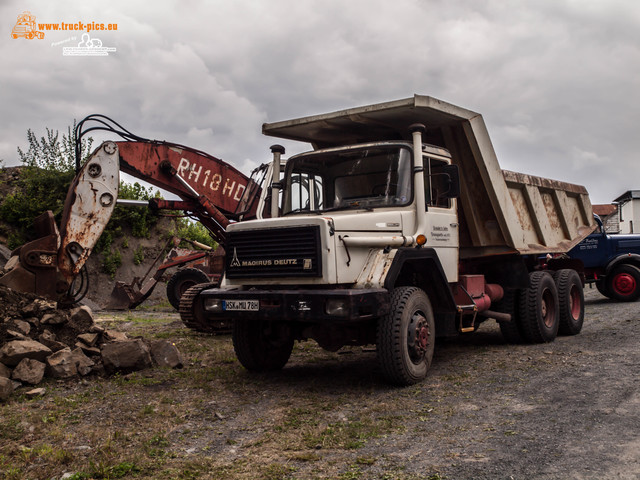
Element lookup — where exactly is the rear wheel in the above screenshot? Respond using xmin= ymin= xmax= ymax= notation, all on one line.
xmin=496 ymin=290 xmax=525 ymax=344
xmin=519 ymin=271 xmax=559 ymax=343
xmin=167 ymin=267 xmax=209 ymax=310
xmin=554 ymin=269 xmax=584 ymax=335
xmin=605 ymin=264 xmax=640 ymax=302
xmin=377 ymin=287 xmax=435 ymax=386
xmin=233 ymin=320 xmax=294 ymax=372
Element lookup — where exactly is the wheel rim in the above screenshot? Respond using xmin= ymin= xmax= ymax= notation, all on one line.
xmin=613 ymin=273 xmax=636 ymax=296
xmin=541 ymin=288 xmax=556 ymax=328
xmin=408 ymin=311 xmax=430 ymax=364
xmin=569 ymin=285 xmax=581 ymax=320
xmin=179 ymin=280 xmax=196 ymax=296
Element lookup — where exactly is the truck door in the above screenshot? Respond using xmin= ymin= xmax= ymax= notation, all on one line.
xmin=423 ymin=156 xmax=459 ymax=282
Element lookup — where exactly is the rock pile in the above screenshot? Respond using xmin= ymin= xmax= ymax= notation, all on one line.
xmin=0 ymin=285 xmax=184 ymax=401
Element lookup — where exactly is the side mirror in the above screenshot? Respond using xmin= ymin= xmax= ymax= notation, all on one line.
xmin=442 ymin=164 xmax=460 ymax=199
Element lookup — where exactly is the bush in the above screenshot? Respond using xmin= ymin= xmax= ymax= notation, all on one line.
xmin=0 ymin=124 xmax=90 ymax=241
xmin=133 ymin=245 xmax=145 ymax=266
xmin=174 ymin=218 xmax=217 ymax=249
xmin=102 ymin=248 xmax=122 ymax=278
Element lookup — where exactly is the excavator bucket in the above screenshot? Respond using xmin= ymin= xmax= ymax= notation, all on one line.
xmin=107 ymin=281 xmax=139 ymax=310
xmin=0 ymin=211 xmax=62 ymax=300
xmin=105 ymin=239 xmax=211 ymax=310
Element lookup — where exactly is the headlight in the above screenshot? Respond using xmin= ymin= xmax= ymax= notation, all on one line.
xmin=203 ymin=298 xmax=223 ymax=312
xmin=325 ymin=298 xmax=348 ymax=317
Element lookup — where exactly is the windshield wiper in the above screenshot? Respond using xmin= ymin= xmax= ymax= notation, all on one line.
xmin=283 ymin=208 xmax=323 ymax=216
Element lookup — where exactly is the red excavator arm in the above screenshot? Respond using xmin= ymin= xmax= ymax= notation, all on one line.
xmin=115 ymin=141 xmax=263 ymax=242
xmin=0 ymin=117 xmax=271 ymax=305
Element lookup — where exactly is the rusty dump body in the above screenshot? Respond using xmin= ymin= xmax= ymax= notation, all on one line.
xmin=263 ymin=94 xmax=595 ymax=259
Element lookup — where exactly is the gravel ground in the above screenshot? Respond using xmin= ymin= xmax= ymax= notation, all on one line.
xmin=1 ymin=287 xmax=638 ymax=480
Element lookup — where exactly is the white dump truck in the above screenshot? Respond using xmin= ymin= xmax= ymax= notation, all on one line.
xmin=182 ymin=95 xmax=595 ymax=385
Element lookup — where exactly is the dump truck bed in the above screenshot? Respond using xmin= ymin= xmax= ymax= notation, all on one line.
xmin=263 ymin=95 xmax=594 ymax=257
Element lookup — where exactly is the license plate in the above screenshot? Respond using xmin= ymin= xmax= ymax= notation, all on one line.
xmin=223 ymin=299 xmax=259 ymax=311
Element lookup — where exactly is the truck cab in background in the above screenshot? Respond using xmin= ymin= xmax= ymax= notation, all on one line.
xmin=567 ymin=215 xmax=640 ymax=302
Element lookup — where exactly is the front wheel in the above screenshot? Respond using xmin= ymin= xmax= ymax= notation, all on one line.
xmin=605 ymin=264 xmax=640 ymax=302
xmin=377 ymin=287 xmax=435 ymax=386
xmin=233 ymin=320 xmax=294 ymax=372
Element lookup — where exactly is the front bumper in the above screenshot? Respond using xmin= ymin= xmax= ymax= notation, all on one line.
xmin=199 ymin=288 xmax=390 ymax=323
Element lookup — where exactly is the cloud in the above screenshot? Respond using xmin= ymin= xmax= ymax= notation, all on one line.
xmin=1 ymin=0 xmax=639 ymax=205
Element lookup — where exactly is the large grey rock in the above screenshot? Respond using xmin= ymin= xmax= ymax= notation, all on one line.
xmin=38 ymin=330 xmax=68 ymax=352
xmin=77 ymin=333 xmax=99 ymax=347
xmin=101 ymin=339 xmax=153 ymax=373
xmin=11 ymin=319 xmax=31 ymax=336
xmin=0 ymin=339 xmax=52 ymax=366
xmin=150 ymin=340 xmax=184 ymax=369
xmin=75 ymin=342 xmax=101 ymax=356
xmin=6 ymin=330 xmax=27 ymax=340
xmin=70 ymin=305 xmax=94 ymax=325
xmin=103 ymin=330 xmax=128 ymax=342
xmin=0 ymin=363 xmax=11 ymax=378
xmin=46 ymin=348 xmax=77 ymax=379
xmin=12 ymin=358 xmax=46 ymax=385
xmin=71 ymin=348 xmax=95 ymax=376
xmin=0 ymin=376 xmax=13 ymax=401
xmin=41 ymin=311 xmax=68 ymax=326
xmin=89 ymin=324 xmax=105 ymax=334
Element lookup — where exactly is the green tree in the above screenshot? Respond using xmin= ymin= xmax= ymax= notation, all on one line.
xmin=0 ymin=124 xmax=93 ymax=247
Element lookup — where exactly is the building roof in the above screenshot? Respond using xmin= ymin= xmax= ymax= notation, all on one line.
xmin=613 ymin=190 xmax=640 ymax=204
xmin=592 ymin=204 xmax=617 ymax=217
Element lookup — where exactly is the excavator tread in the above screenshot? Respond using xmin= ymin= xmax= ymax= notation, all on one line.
xmin=179 ymin=282 xmax=232 ymax=334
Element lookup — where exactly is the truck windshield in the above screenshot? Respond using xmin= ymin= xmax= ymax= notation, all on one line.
xmin=282 ymin=146 xmax=412 ymax=214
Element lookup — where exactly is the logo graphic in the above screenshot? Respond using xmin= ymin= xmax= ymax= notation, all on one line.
xmin=230 ymin=248 xmax=241 ymax=268
xmin=11 ymin=11 xmax=44 ymax=39
xmin=63 ymin=33 xmax=116 ymax=56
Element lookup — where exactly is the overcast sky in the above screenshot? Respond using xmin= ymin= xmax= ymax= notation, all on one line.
xmin=2 ymin=0 xmax=639 ymax=204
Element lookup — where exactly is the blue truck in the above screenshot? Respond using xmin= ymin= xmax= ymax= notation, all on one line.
xmin=567 ymin=215 xmax=640 ymax=301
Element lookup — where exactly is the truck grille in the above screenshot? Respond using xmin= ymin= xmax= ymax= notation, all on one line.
xmin=226 ymin=226 xmax=322 ymax=278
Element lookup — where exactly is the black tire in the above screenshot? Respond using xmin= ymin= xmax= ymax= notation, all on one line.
xmin=167 ymin=268 xmax=209 ymax=311
xmin=377 ymin=287 xmax=435 ymax=386
xmin=519 ymin=271 xmax=559 ymax=343
xmin=179 ymin=282 xmax=231 ymax=334
xmin=605 ymin=264 xmax=640 ymax=302
xmin=554 ymin=269 xmax=584 ymax=335
xmin=595 ymin=278 xmax=610 ymax=298
xmin=233 ymin=319 xmax=294 ymax=372
xmin=496 ymin=289 xmax=525 ymax=344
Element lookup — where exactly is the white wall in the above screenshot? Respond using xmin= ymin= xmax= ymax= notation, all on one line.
xmin=619 ymin=199 xmax=640 ymax=233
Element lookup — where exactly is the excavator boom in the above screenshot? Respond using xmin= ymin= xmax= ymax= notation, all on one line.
xmin=0 ymin=117 xmax=270 ymax=306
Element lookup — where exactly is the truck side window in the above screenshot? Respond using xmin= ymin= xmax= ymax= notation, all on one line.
xmin=424 ymin=158 xmax=452 ymax=208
